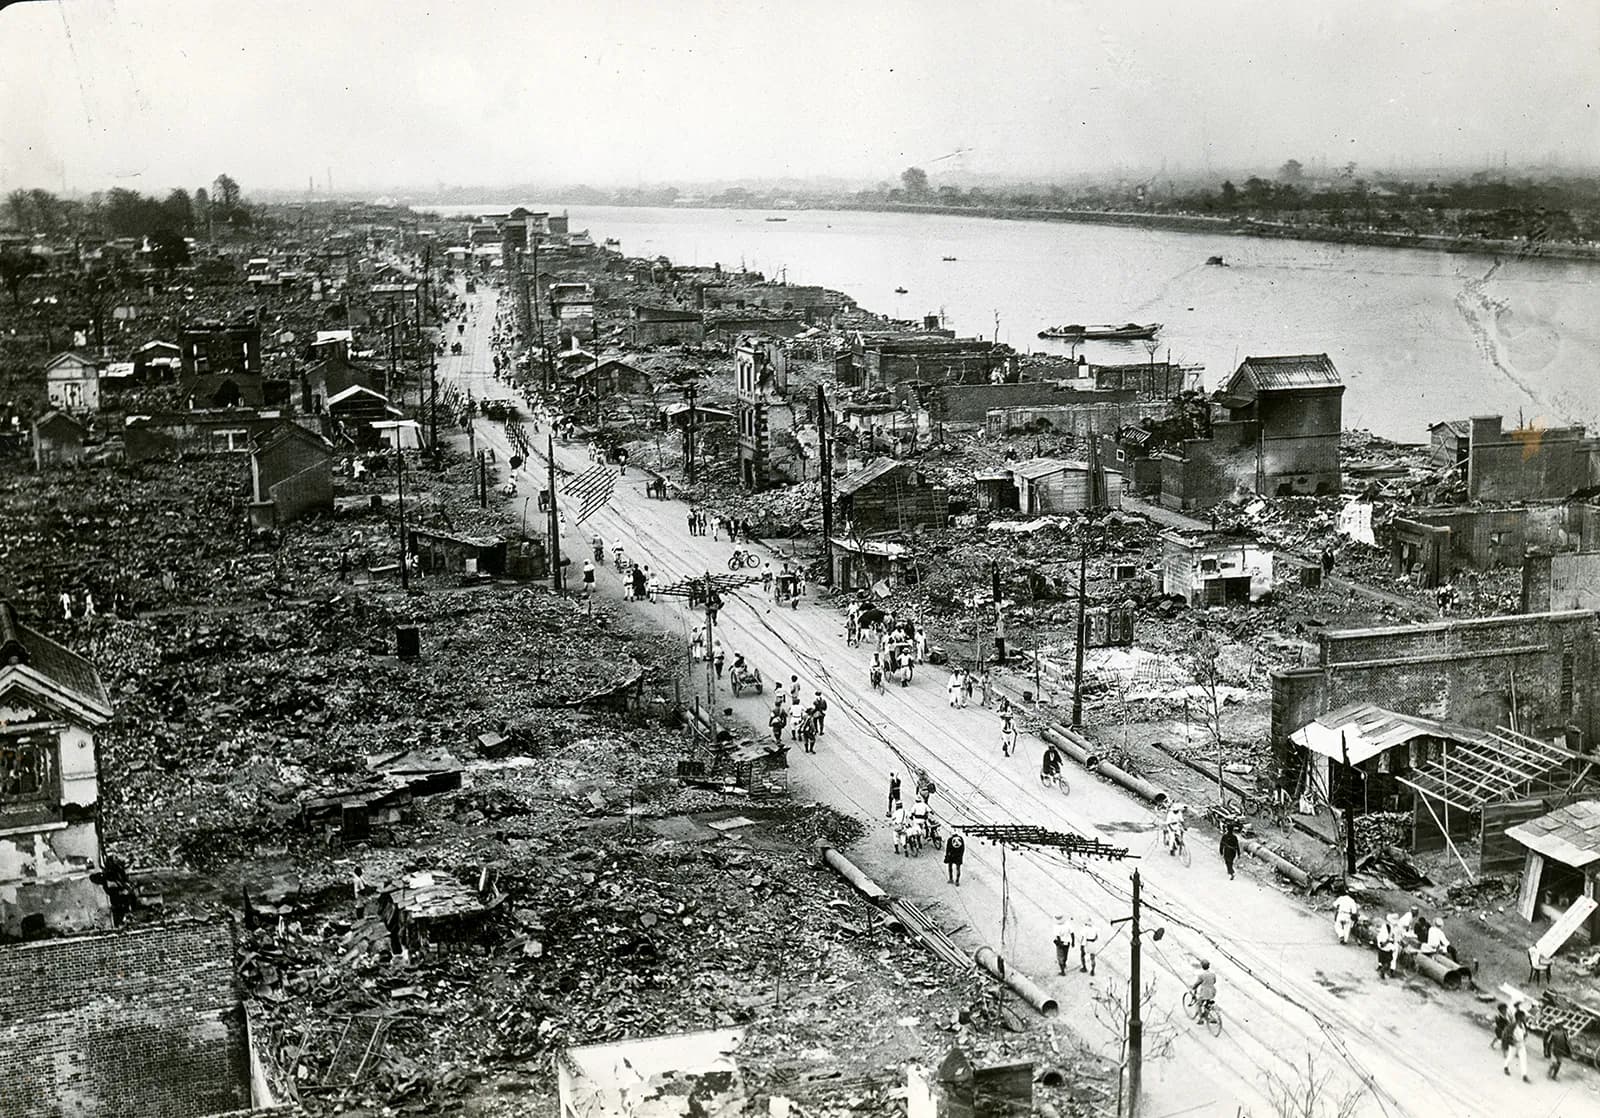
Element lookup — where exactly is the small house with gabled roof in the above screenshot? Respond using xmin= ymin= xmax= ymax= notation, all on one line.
xmin=0 ymin=600 xmax=114 ymax=939
xmin=44 ymin=351 xmax=102 ymax=413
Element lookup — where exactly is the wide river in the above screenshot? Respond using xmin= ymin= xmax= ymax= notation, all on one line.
xmin=435 ymin=204 xmax=1600 ymax=443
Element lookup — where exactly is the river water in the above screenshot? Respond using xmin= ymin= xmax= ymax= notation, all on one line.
xmin=436 ymin=203 xmax=1600 ymax=443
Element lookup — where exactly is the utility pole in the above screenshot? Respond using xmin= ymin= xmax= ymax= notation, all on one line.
xmin=428 ymin=361 xmax=438 ymax=454
xmin=1072 ymin=526 xmax=1089 ymax=727
xmin=818 ymin=384 xmax=833 ymax=585
xmin=1128 ymin=868 xmax=1144 ymax=1117
xmin=683 ymin=383 xmax=698 ymax=484
xmin=547 ymin=433 xmax=563 ymax=590
xmin=394 ymin=436 xmax=409 ymax=590
xmin=1340 ymin=732 xmax=1358 ymax=875
xmin=956 ymin=822 xmax=1131 ymax=993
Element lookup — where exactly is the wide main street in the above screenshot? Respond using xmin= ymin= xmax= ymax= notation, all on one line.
xmin=435 ymin=283 xmax=1587 ymax=1118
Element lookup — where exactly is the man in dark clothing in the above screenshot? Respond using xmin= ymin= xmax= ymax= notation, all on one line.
xmin=1545 ymin=1021 xmax=1572 ymax=1078
xmin=1219 ymin=825 xmax=1240 ymax=879
xmin=887 ymin=772 xmax=902 ymax=818
xmin=812 ymin=692 xmax=827 ymax=735
xmin=944 ymin=831 xmax=965 ymax=885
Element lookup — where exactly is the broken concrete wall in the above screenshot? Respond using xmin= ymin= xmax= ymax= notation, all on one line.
xmin=1270 ymin=610 xmax=1600 ymax=774
xmin=984 ymin=399 xmax=1164 ymax=441
xmin=1467 ymin=415 xmax=1600 ymax=502
xmin=1158 ymin=420 xmax=1257 ymax=511
xmin=1523 ymin=551 xmax=1600 ymax=613
xmin=1404 ymin=503 xmax=1596 ymax=571
xmin=943 ymin=383 xmax=1127 ymax=424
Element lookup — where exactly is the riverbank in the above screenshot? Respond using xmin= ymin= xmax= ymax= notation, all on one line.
xmin=576 ymin=197 xmax=1600 ymax=264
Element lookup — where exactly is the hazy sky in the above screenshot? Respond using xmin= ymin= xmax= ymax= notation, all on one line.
xmin=2 ymin=0 xmax=1596 ymax=195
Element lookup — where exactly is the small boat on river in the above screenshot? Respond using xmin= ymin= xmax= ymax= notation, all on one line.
xmin=941 ymin=255 xmax=958 ymax=261
xmin=1037 ymin=322 xmax=1161 ymax=341
xmin=894 ymin=286 xmax=908 ymax=294
xmin=1206 ymin=255 xmax=1228 ymax=266
xmin=765 ymin=216 xmax=788 ymax=222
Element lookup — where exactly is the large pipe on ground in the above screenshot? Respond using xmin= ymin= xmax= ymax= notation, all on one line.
xmin=973 ymin=946 xmax=1060 ymax=1017
xmin=1406 ymin=950 xmax=1470 ymax=991
xmin=1235 ymin=833 xmax=1311 ymax=888
xmin=1040 ymin=725 xmax=1169 ymax=806
xmin=812 ymin=842 xmax=888 ymax=902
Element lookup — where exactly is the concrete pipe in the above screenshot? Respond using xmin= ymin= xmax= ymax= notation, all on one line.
xmin=1407 ymin=950 xmax=1470 ymax=991
xmin=1040 ymin=726 xmax=1169 ymax=807
xmin=973 ymin=946 xmax=1060 ymax=1017
xmin=812 ymin=842 xmax=889 ymax=902
xmin=1236 ymin=834 xmax=1310 ymax=889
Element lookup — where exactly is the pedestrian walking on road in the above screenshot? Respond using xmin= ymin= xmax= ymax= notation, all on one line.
xmin=898 ymin=661 xmax=913 ymax=688
xmin=713 ymin=644 xmax=725 ymax=678
xmin=1334 ymin=891 xmax=1359 ymax=944
xmin=582 ymin=560 xmax=595 ymax=595
xmin=961 ymin=671 xmax=974 ymax=707
xmin=887 ymin=772 xmax=902 ymax=818
xmin=789 ymin=675 xmax=802 ymax=707
xmin=947 ymin=671 xmax=962 ymax=708
xmin=1545 ymin=1021 xmax=1573 ymax=1079
xmin=944 ymin=830 xmax=964 ymax=885
xmin=687 ymin=509 xmax=697 ymax=536
xmin=647 ymin=570 xmax=659 ymax=602
xmin=797 ymin=708 xmax=817 ymax=753
xmin=891 ymin=802 xmax=909 ymax=855
xmin=1220 ymin=824 xmax=1240 ymax=879
xmin=1078 ymin=918 xmax=1099 ymax=974
xmin=812 ymin=691 xmax=827 ymax=734
xmin=631 ymin=565 xmax=647 ymax=600
xmin=60 ymin=590 xmax=72 ymax=620
xmin=1504 ymin=1007 xmax=1530 ymax=1081
xmin=1374 ymin=918 xmax=1394 ymax=980
xmin=769 ymin=705 xmax=787 ymax=743
xmin=1053 ymin=914 xmax=1075 ymax=975
xmin=1000 ymin=713 xmax=1018 ymax=757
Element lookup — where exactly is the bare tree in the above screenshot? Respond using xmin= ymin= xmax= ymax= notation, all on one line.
xmin=1093 ymin=979 xmax=1178 ymax=1117
xmin=1262 ymin=1050 xmax=1366 ymax=1118
xmin=1184 ymin=629 xmax=1226 ymax=798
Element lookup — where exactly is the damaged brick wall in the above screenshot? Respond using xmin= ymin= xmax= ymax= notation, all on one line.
xmin=0 ymin=921 xmax=251 ymax=1118
xmin=1270 ymin=610 xmax=1600 ymax=770
xmin=1467 ymin=416 xmax=1600 ymax=502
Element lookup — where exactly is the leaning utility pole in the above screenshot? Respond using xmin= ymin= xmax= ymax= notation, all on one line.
xmin=956 ymin=823 xmax=1130 ymax=980
xmin=546 ymin=434 xmax=563 ymax=590
xmin=817 ymin=384 xmax=833 ymax=585
xmin=1072 ymin=526 xmax=1089 ymax=727
xmin=428 ymin=360 xmax=438 ymax=454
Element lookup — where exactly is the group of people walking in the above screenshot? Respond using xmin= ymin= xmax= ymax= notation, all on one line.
xmin=769 ymin=676 xmax=829 ymax=753
xmin=686 ymin=508 xmax=754 ymax=542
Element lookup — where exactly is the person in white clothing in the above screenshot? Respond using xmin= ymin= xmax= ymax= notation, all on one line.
xmin=1052 ymin=914 xmax=1075 ymax=975
xmin=1334 ymin=891 xmax=1359 ymax=944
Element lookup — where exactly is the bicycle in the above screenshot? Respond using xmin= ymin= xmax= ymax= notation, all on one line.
xmin=1182 ymin=989 xmax=1223 ymax=1036
xmin=727 ymin=549 xmax=761 ymax=571
xmin=1040 ymin=769 xmax=1071 ymax=796
xmin=1164 ymin=822 xmax=1192 ymax=867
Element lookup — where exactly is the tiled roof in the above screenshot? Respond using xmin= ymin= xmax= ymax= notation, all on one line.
xmin=1506 ymin=800 xmax=1600 ymax=868
xmin=0 ymin=601 xmax=111 ymax=716
xmin=1010 ymin=457 xmax=1088 ymax=481
xmin=1227 ymin=353 xmax=1342 ymax=395
xmin=836 ymin=458 xmax=908 ymax=497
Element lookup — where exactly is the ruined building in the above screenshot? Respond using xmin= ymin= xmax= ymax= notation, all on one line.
xmin=1160 ymin=354 xmax=1344 ymax=509
xmin=735 ymin=338 xmax=798 ymax=490
xmin=0 ymin=601 xmax=114 ymax=939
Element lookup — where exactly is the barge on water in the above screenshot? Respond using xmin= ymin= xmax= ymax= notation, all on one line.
xmin=1037 ymin=322 xmax=1162 ymax=341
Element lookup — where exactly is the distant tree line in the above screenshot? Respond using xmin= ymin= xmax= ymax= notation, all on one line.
xmin=3 ymin=173 xmax=253 ymax=244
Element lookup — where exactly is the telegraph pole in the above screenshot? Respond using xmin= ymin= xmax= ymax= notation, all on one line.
xmin=1128 ymin=868 xmax=1144 ymax=1116
xmin=684 ymin=384 xmax=698 ymax=484
xmin=1072 ymin=527 xmax=1089 ymax=727
xmin=428 ymin=361 xmax=438 ymax=454
xmin=546 ymin=433 xmax=563 ymax=590
xmin=818 ymin=384 xmax=833 ymax=585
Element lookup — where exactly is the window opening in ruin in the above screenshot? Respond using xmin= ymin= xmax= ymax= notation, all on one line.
xmin=0 ymin=737 xmax=52 ymax=802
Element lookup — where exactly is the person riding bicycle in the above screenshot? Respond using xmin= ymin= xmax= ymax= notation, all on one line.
xmin=1190 ymin=960 xmax=1217 ymax=1020
xmin=1164 ymin=802 xmax=1189 ymax=854
xmin=1041 ymin=743 xmax=1063 ymax=785
xmin=612 ymin=545 xmax=626 ymax=571
xmin=592 ymin=535 xmax=604 ymax=563
xmin=910 ymin=793 xmax=931 ymax=837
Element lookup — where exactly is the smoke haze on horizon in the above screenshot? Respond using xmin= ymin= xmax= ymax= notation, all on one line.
xmin=2 ymin=0 xmax=1597 ymax=195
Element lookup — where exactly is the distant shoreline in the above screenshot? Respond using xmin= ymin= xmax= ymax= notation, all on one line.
xmin=544 ymin=198 xmax=1600 ymax=264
